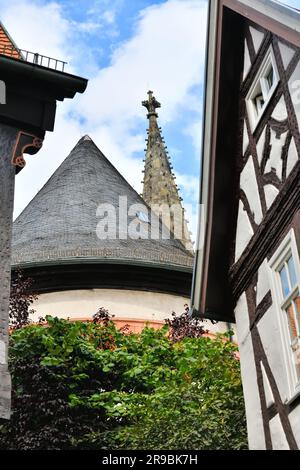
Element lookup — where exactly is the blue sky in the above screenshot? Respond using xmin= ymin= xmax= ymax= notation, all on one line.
xmin=2 ymin=0 xmax=206 ymax=237
xmin=0 ymin=0 xmax=298 ymax=239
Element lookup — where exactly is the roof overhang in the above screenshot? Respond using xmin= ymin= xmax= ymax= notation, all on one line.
xmin=12 ymin=256 xmax=193 ymax=273
xmin=0 ymin=54 xmax=87 ymax=134
xmin=11 ymin=260 xmax=193 ymax=298
xmin=191 ymin=0 xmax=300 ymax=322
xmin=225 ymin=0 xmax=300 ymax=45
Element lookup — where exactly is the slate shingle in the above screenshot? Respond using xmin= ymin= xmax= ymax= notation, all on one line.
xmin=12 ymin=135 xmax=194 ymax=270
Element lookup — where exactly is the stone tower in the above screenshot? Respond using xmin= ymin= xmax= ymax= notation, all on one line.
xmin=12 ymin=135 xmax=194 ymax=326
xmin=142 ymin=91 xmax=193 ymax=251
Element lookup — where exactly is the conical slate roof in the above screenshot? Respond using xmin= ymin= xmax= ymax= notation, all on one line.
xmin=12 ymin=136 xmax=193 ymax=270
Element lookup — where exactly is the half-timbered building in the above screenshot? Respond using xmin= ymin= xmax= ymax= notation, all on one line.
xmin=192 ymin=0 xmax=300 ymax=450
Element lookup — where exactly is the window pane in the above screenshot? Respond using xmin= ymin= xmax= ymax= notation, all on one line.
xmin=286 ymin=304 xmax=298 ymax=340
xmin=288 ymin=256 xmax=298 ymax=288
xmin=266 ymin=67 xmax=274 ymax=91
xmin=280 ymin=265 xmax=290 ymax=298
xmin=295 ymin=296 xmax=300 ymax=332
xmin=253 ymin=92 xmax=264 ymax=114
xmin=290 ymin=301 xmax=300 ymax=380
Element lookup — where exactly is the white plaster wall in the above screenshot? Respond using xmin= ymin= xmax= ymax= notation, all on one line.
xmin=269 ymin=415 xmax=290 ymax=450
xmin=286 ymin=137 xmax=298 ymax=177
xmin=265 ymin=129 xmax=286 ymax=179
xmin=256 ymin=257 xmax=300 ymax=449
xmin=234 ymin=281 xmax=292 ymax=449
xmin=271 ymin=96 xmax=288 ymax=121
xmin=256 ymin=127 xmax=267 ymax=165
xmin=235 ymin=201 xmax=254 ymax=262
xmin=243 ymin=120 xmax=249 ymax=155
xmin=235 ymin=293 xmax=266 ymax=449
xmin=235 ymin=293 xmax=249 ymax=345
xmin=289 ymin=62 xmax=300 ymax=136
xmin=30 ymin=288 xmax=233 ymax=336
xmin=240 ymin=156 xmax=263 ymax=225
xmin=264 ymin=185 xmax=279 ymax=210
xmin=256 ymin=259 xmax=271 ymax=305
xmin=278 ymin=42 xmax=295 ymax=70
xmin=261 ymin=361 xmax=275 ymax=408
xmin=243 ymin=40 xmax=251 ymax=80
xmin=288 ymin=406 xmax=300 ymax=444
xmin=249 ymin=27 xmax=264 ymax=54
xmin=257 ymin=304 xmax=289 ymax=404
xmin=256 ymin=261 xmax=289 ymax=404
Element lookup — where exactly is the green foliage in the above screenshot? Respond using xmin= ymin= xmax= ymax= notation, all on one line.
xmin=0 ymin=315 xmax=247 ymax=450
xmin=9 ymin=270 xmax=37 ymax=328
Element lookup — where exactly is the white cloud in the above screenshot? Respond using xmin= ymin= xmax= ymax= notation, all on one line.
xmin=73 ymin=21 xmax=102 ymax=34
xmin=74 ymin=0 xmax=206 ymax=223
xmin=77 ymin=0 xmax=206 ymax=127
xmin=102 ymin=10 xmax=117 ymax=24
xmin=176 ymin=172 xmax=199 ymax=202
xmin=184 ymin=119 xmax=202 ymax=158
xmin=0 ymin=1 xmax=71 ymax=64
xmin=175 ymin=172 xmax=200 ymax=242
xmin=87 ymin=0 xmax=124 ymax=24
xmin=0 ymin=0 xmax=117 ymax=73
xmin=13 ymin=109 xmax=83 ymax=217
xmin=184 ymin=201 xmax=199 ymax=245
xmin=3 ymin=0 xmax=206 ymax=242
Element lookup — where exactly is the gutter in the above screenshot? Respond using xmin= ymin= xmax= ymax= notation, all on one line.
xmin=0 ymin=54 xmax=88 ymax=99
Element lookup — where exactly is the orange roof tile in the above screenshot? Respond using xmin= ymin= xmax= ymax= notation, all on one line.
xmin=0 ymin=22 xmax=21 ymax=59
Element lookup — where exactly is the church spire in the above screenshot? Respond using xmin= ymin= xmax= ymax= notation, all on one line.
xmin=142 ymin=90 xmax=161 ymax=118
xmin=141 ymin=91 xmax=193 ymax=251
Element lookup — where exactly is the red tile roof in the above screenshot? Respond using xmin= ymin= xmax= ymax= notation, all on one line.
xmin=0 ymin=23 xmax=21 ymax=59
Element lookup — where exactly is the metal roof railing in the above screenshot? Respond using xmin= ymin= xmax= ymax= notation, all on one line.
xmin=0 ymin=44 xmax=67 ymax=72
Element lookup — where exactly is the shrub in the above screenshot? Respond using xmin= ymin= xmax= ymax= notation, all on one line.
xmin=0 ymin=313 xmax=247 ymax=450
xmin=9 ymin=270 xmax=37 ymax=329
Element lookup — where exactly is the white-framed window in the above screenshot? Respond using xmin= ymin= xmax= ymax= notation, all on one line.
xmin=246 ymin=46 xmax=279 ymax=131
xmin=269 ymin=229 xmax=300 ymax=402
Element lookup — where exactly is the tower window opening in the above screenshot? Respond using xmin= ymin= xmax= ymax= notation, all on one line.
xmin=136 ymin=211 xmax=150 ymax=223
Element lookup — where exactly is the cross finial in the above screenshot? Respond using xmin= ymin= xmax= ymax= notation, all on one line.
xmin=142 ymin=90 xmax=161 ymax=118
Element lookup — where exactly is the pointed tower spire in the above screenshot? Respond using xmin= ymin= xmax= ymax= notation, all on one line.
xmin=142 ymin=91 xmax=193 ymax=251
xmin=142 ymin=90 xmax=161 ymax=118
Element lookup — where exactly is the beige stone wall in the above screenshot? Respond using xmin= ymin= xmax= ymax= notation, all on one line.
xmin=30 ymin=288 xmax=234 ymax=336
xmin=31 ymin=289 xmax=187 ymax=322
